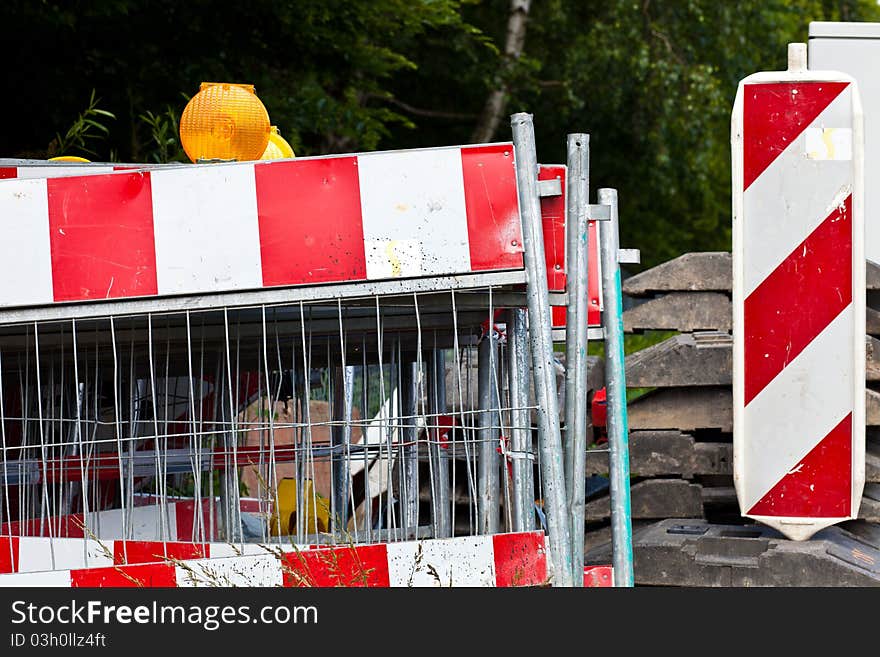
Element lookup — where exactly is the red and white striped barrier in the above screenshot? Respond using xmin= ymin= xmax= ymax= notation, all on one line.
xmin=0 ymin=531 xmax=550 ymax=588
xmin=732 ymin=46 xmax=866 ymax=540
xmin=0 ymin=144 xmax=523 ymax=310
xmin=0 ymin=534 xmax=273 ymax=575
xmin=0 ymin=164 xmax=118 ymax=179
xmin=539 ymin=164 xmax=602 ymax=332
xmin=1 ymin=497 xmax=264 ymax=543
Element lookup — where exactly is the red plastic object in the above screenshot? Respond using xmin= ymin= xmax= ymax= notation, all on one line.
xmin=592 ymin=387 xmax=607 ymax=428
xmin=584 ymin=565 xmax=613 ymax=587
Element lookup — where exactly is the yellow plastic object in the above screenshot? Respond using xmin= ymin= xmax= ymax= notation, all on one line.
xmin=49 ymin=156 xmax=91 ymax=162
xmin=260 ymin=126 xmax=295 ymax=160
xmin=269 ymin=478 xmax=330 ymax=536
xmin=179 ymin=82 xmax=271 ymax=163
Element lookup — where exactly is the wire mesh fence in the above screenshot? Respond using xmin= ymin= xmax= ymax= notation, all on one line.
xmin=0 ymin=285 xmax=548 ymax=552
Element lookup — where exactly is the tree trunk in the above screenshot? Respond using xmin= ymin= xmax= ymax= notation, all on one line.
xmin=470 ymin=0 xmax=531 ymax=143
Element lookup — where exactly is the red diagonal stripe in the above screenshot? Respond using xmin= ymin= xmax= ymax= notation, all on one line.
xmin=744 ymin=194 xmax=852 ymax=405
xmin=0 ymin=167 xmax=16 ymax=179
xmin=747 ymin=413 xmax=852 ymax=517
xmin=744 ymin=81 xmax=848 ymax=190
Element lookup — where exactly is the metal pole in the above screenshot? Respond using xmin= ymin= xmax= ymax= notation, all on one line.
xmin=477 ymin=332 xmax=501 ymax=535
xmin=428 ymin=349 xmax=452 ymax=538
xmin=510 ymin=112 xmax=573 ymax=586
xmin=330 ymin=365 xmax=354 ymax=534
xmin=564 ymin=134 xmax=590 ymax=586
xmin=401 ymin=361 xmax=420 ymax=535
xmin=508 ymin=308 xmax=535 ymax=532
xmin=597 ymin=187 xmax=635 ymax=587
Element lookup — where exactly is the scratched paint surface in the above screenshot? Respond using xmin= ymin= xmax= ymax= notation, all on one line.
xmin=386 ymin=535 xmax=496 ymax=587
xmin=176 ymin=554 xmax=284 ymax=587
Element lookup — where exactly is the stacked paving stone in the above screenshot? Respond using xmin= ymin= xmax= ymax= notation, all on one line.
xmin=583 ymin=251 xmax=880 ymax=556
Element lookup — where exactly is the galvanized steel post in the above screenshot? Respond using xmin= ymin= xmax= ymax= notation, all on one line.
xmin=564 ymin=134 xmax=590 ymax=585
xmin=597 ymin=188 xmax=635 ymax=587
xmin=401 ymin=361 xmax=420 ymax=535
xmin=331 ymin=365 xmax=355 ymax=534
xmin=428 ymin=349 xmax=452 ymax=537
xmin=478 ymin=332 xmax=501 ymax=534
xmin=508 ymin=308 xmax=535 ymax=532
xmin=510 ymin=112 xmax=574 ymax=586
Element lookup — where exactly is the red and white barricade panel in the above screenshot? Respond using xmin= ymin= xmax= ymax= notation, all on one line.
xmin=732 ymin=52 xmax=865 ymax=540
xmin=0 ymin=161 xmax=159 ymax=184
xmin=0 ymin=534 xmax=268 ymax=574
xmin=0 ymin=531 xmax=550 ymax=588
xmin=0 ymin=163 xmax=116 ymax=179
xmin=0 ymin=497 xmax=263 ymax=544
xmin=0 ymin=144 xmax=524 ymax=315
xmin=540 ymin=164 xmax=603 ymax=333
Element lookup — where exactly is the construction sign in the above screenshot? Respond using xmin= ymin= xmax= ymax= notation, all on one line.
xmin=731 ymin=44 xmax=865 ymax=540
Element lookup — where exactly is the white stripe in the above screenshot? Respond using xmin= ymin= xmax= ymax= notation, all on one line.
xmin=0 ymin=569 xmax=71 ymax=587
xmin=743 ymin=86 xmax=853 ymax=296
xmin=88 ymin=504 xmax=173 ymax=541
xmin=741 ymin=305 xmax=854 ymax=511
xmin=0 ymin=178 xmax=53 ymax=307
xmin=15 ymin=166 xmax=114 ymax=179
xmin=358 ymin=149 xmax=471 ymax=279
xmin=386 ymin=535 xmax=495 ymax=587
xmin=17 ymin=537 xmax=111 ymax=573
xmin=175 ymin=554 xmax=283 ymax=587
xmin=151 ymin=165 xmax=263 ymax=295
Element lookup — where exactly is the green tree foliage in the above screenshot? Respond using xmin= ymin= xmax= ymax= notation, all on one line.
xmin=1 ymin=0 xmax=877 ymax=263
xmin=382 ymin=0 xmax=880 ymax=266
xmin=0 ymin=0 xmax=480 ymax=159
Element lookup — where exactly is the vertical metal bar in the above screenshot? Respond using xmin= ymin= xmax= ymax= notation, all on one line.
xmin=330 ymin=365 xmax=354 ymax=534
xmin=216 ymin=356 xmax=231 ymax=543
xmin=565 ymin=133 xmax=591 ymax=585
xmin=401 ymin=360 xmax=419 ymax=536
xmin=428 ymin=348 xmax=451 ymax=538
xmin=360 ymin=348 xmax=371 ymax=543
xmin=510 ymin=112 xmax=573 ymax=586
xmin=146 ymin=315 xmax=168 ymax=543
xmin=0 ymin=349 xmax=13 ymax=559
xmin=341 ymin=364 xmax=355 ymax=536
xmin=598 ymin=187 xmax=635 ymax=588
xmin=563 ymin=138 xmax=582 ymax=487
xmin=507 ymin=308 xmax=534 ymax=532
xmin=450 ymin=291 xmax=476 ymax=536
xmin=477 ymin=331 xmax=501 ymax=535
xmin=107 ymin=318 xmax=128 ymax=550
xmin=184 ymin=311 xmax=203 ymax=543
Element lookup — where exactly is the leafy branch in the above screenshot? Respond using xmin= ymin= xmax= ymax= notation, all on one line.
xmin=50 ymin=89 xmax=115 ymax=158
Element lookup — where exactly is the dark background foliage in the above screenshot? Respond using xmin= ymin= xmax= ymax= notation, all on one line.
xmin=2 ymin=0 xmax=876 ymax=266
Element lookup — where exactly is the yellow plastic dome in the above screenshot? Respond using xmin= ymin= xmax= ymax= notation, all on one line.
xmin=49 ymin=156 xmax=91 ymax=162
xmin=179 ymin=82 xmax=271 ymax=163
xmin=260 ymin=126 xmax=295 ymax=160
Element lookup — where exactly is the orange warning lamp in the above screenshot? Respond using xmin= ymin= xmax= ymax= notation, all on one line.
xmin=49 ymin=156 xmax=91 ymax=163
xmin=179 ymin=82 xmax=271 ymax=163
xmin=260 ymin=126 xmax=295 ymax=160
